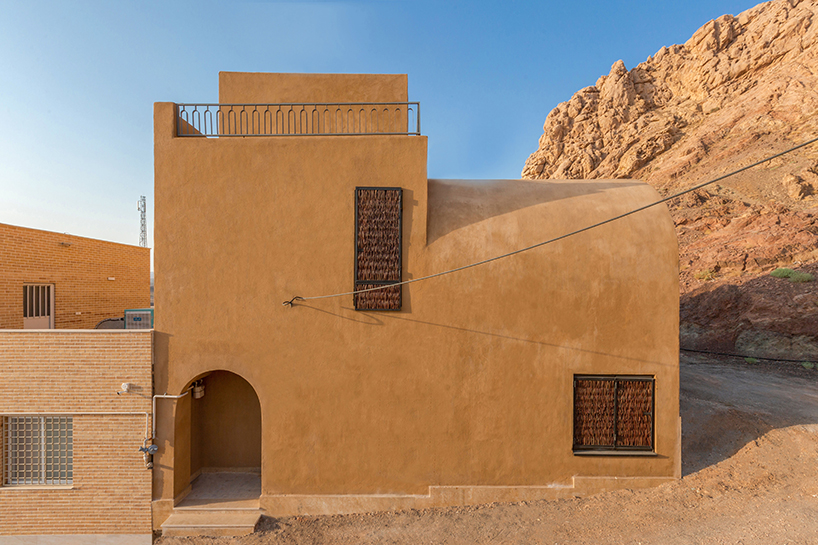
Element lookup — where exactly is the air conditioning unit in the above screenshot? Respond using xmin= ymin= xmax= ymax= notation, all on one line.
xmin=124 ymin=308 xmax=154 ymax=329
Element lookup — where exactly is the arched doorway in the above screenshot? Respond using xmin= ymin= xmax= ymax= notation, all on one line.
xmin=180 ymin=370 xmax=261 ymax=508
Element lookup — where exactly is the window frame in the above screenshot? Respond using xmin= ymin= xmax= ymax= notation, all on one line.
xmin=572 ymin=375 xmax=655 ymax=454
xmin=2 ymin=415 xmax=73 ymax=487
xmin=22 ymin=283 xmax=55 ymax=329
xmin=353 ymin=186 xmax=403 ymax=311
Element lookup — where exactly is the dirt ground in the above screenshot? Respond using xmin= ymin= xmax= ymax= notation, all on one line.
xmin=157 ymin=352 xmax=818 ymax=545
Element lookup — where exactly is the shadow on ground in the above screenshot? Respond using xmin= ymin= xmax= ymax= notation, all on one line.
xmin=680 ymin=352 xmax=818 ymax=475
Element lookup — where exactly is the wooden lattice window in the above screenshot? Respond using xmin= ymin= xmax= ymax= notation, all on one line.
xmin=573 ymin=376 xmax=654 ymax=452
xmin=354 ymin=187 xmax=402 ymax=310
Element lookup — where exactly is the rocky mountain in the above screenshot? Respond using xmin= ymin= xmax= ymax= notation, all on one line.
xmin=522 ymin=0 xmax=818 ymax=360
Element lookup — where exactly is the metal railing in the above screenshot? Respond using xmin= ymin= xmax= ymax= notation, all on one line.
xmin=176 ymin=102 xmax=420 ymax=137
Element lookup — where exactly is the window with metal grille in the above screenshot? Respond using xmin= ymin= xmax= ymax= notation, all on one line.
xmin=23 ymin=284 xmax=52 ymax=319
xmin=3 ymin=416 xmax=73 ymax=486
xmin=573 ymin=376 xmax=654 ymax=452
xmin=354 ymin=187 xmax=402 ymax=310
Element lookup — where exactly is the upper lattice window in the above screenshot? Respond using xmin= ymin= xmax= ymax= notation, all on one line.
xmin=354 ymin=187 xmax=402 ymax=311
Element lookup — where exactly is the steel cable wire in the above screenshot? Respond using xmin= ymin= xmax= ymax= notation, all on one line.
xmin=285 ymin=136 xmax=818 ymax=307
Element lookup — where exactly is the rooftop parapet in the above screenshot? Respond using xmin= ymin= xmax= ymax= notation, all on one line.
xmin=176 ymin=102 xmax=420 ymax=137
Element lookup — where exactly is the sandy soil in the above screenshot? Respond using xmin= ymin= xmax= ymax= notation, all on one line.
xmin=156 ymin=353 xmax=818 ymax=545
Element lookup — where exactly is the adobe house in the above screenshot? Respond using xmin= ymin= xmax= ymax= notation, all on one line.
xmin=0 ymin=222 xmax=150 ymax=329
xmin=152 ymin=72 xmax=680 ymax=534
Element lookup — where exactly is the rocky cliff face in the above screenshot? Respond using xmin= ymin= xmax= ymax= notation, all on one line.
xmin=523 ymin=0 xmax=818 ymax=360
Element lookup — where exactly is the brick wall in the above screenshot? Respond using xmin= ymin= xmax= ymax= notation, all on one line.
xmin=0 ymin=223 xmax=150 ymax=329
xmin=0 ymin=330 xmax=153 ymax=536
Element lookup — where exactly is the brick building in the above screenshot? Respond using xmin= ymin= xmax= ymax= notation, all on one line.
xmin=0 ymin=225 xmax=153 ymax=543
xmin=0 ymin=330 xmax=154 ymax=543
xmin=0 ymin=222 xmax=150 ymax=330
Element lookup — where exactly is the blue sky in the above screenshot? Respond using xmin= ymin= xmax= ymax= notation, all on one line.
xmin=0 ymin=0 xmax=762 ymax=252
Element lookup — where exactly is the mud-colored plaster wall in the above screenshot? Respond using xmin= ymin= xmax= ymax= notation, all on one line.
xmin=153 ymin=74 xmax=679 ymax=518
xmin=0 ymin=223 xmax=150 ymax=329
xmin=219 ymin=72 xmax=408 ymax=104
xmin=0 ymin=330 xmax=153 ymax=536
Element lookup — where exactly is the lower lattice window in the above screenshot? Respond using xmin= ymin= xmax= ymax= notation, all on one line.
xmin=573 ymin=376 xmax=654 ymax=451
xmin=3 ymin=416 xmax=73 ymax=485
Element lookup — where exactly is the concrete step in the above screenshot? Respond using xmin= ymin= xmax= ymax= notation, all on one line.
xmin=161 ymin=509 xmax=262 ymax=537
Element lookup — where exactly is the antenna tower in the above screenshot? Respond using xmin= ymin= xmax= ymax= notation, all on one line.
xmin=138 ymin=196 xmax=147 ymax=247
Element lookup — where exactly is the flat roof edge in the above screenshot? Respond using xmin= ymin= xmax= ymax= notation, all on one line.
xmin=0 ymin=222 xmax=149 ymax=250
xmin=0 ymin=329 xmax=153 ymax=333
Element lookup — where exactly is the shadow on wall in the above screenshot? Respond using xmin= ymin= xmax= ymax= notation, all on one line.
xmin=294 ymin=302 xmax=677 ymax=369
xmin=426 ymin=179 xmax=642 ymax=244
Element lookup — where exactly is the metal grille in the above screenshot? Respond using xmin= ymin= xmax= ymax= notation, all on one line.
xmin=176 ymin=102 xmax=420 ymax=137
xmin=22 ymin=285 xmax=51 ymax=319
xmin=3 ymin=416 xmax=73 ymax=485
xmin=573 ymin=376 xmax=654 ymax=451
xmin=354 ymin=187 xmax=402 ymax=310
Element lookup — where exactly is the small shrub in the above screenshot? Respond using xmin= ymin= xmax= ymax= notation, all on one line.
xmin=694 ymin=269 xmax=716 ymax=281
xmin=789 ymin=271 xmax=815 ymax=283
xmin=803 ymin=362 xmax=816 ymax=370
xmin=770 ymin=268 xmax=814 ymax=283
xmin=770 ymin=268 xmax=794 ymax=278
xmin=744 ymin=357 xmax=758 ymax=364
